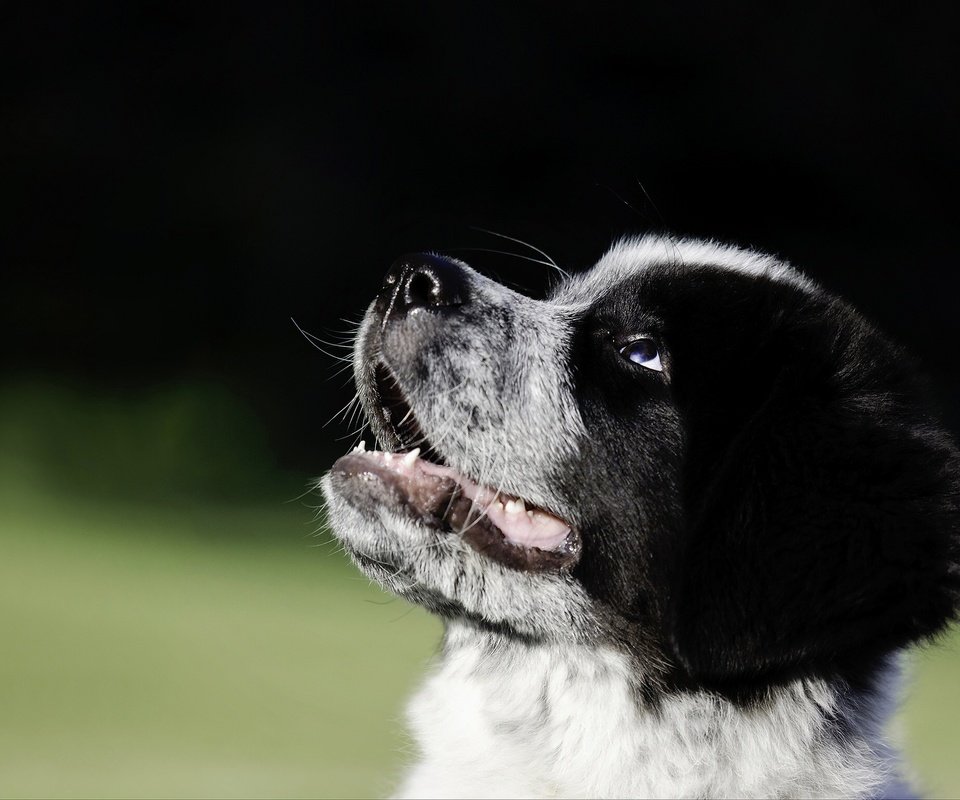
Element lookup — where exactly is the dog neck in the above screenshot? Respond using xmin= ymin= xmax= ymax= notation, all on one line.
xmin=395 ymin=620 xmax=907 ymax=799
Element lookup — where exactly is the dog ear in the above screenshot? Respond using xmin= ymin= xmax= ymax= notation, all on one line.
xmin=666 ymin=298 xmax=960 ymax=686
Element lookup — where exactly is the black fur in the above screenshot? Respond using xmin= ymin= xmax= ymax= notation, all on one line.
xmin=557 ymin=263 xmax=960 ymax=695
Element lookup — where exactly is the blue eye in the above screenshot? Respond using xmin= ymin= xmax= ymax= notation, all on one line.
xmin=619 ymin=337 xmax=663 ymax=372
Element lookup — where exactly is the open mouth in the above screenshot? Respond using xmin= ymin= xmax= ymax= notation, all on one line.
xmin=330 ymin=364 xmax=581 ymax=572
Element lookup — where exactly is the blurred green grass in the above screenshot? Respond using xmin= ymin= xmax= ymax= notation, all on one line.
xmin=0 ymin=467 xmax=440 ymax=798
xmin=0 ymin=380 xmax=957 ymax=798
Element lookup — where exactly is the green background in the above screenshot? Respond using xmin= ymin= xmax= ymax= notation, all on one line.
xmin=1 ymin=381 xmax=957 ymax=799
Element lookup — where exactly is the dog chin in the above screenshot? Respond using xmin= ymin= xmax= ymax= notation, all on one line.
xmin=320 ymin=472 xmax=596 ymax=641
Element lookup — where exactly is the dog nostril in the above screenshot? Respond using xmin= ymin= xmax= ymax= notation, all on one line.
xmin=405 ymin=270 xmax=441 ymax=308
xmin=378 ymin=253 xmax=468 ymax=320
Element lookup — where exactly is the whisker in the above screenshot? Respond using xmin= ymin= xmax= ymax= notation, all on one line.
xmin=470 ymin=225 xmax=569 ymax=279
xmin=447 ymin=246 xmax=560 ymax=272
xmin=323 ymin=392 xmax=361 ymax=429
xmin=299 ymin=329 xmax=356 ymax=350
xmin=292 ymin=318 xmax=355 ymax=363
xmin=328 ymin=362 xmax=356 ymax=380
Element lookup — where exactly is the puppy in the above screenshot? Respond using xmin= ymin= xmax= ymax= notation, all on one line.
xmin=321 ymin=236 xmax=960 ymax=799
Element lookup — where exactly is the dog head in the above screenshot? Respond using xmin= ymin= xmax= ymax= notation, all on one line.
xmin=322 ymin=236 xmax=960 ymax=689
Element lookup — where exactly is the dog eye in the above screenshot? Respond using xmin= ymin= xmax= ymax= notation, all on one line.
xmin=619 ymin=338 xmax=663 ymax=372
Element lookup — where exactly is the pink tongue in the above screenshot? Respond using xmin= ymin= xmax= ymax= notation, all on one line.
xmin=419 ymin=461 xmax=571 ymax=551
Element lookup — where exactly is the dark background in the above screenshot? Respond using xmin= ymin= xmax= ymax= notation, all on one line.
xmin=4 ymin=8 xmax=960 ymax=796
xmin=5 ymin=2 xmax=959 ymax=476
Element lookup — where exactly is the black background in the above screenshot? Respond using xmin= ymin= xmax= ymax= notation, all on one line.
xmin=4 ymin=3 xmax=959 ymax=472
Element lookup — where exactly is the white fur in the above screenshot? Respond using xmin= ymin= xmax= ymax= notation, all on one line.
xmin=396 ymin=622 xmax=899 ymax=800
xmin=377 ymin=264 xmax=587 ymax=518
xmin=326 ymin=237 xmax=916 ymax=799
xmin=320 ymin=476 xmax=597 ymax=640
xmin=552 ymin=234 xmax=815 ymax=307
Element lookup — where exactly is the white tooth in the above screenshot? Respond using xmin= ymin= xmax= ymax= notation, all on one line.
xmin=505 ymin=499 xmax=522 ymax=514
xmin=496 ymin=501 xmax=505 ymax=511
xmin=358 ymin=440 xmax=367 ymax=452
xmin=402 ymin=448 xmax=419 ymax=466
xmin=527 ymin=510 xmax=535 ymax=519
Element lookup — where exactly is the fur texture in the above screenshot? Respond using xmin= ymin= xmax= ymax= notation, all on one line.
xmin=322 ymin=235 xmax=960 ymax=798
xmin=397 ymin=621 xmax=901 ymax=799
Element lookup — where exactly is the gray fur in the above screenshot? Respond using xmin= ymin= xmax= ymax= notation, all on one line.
xmin=322 ymin=236 xmax=921 ymax=798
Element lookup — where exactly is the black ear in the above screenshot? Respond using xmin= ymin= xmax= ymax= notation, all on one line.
xmin=667 ymin=296 xmax=960 ymax=687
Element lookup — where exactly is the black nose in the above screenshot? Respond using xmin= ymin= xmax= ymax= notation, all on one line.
xmin=377 ymin=253 xmax=468 ymax=320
